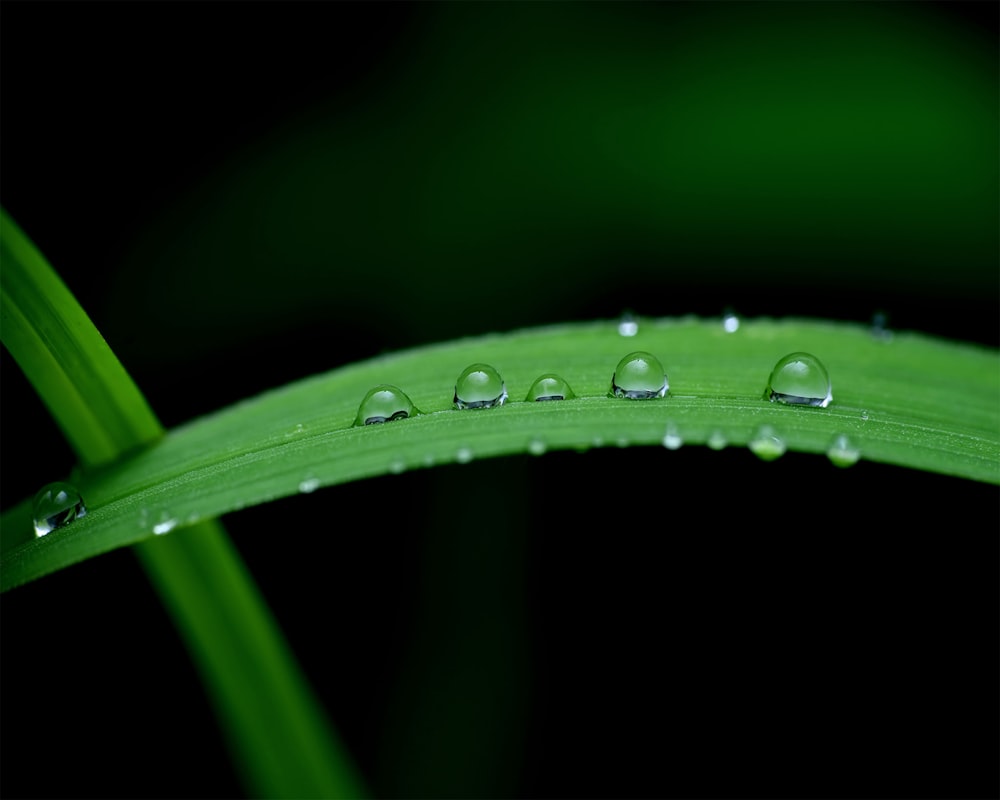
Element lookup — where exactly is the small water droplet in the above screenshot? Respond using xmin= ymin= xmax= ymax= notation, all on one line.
xmin=764 ymin=352 xmax=832 ymax=408
xmin=826 ymin=434 xmax=861 ymax=468
xmin=389 ymin=458 xmax=406 ymax=474
xmin=33 ymin=482 xmax=87 ymax=537
xmin=662 ymin=422 xmax=683 ymax=450
xmin=861 ymin=410 xmax=870 ymax=422
xmin=456 ymin=447 xmax=474 ymax=463
xmin=454 ymin=363 xmax=507 ymax=409
xmin=354 ymin=385 xmax=418 ymax=426
xmin=610 ymin=351 xmax=669 ymax=399
xmin=153 ymin=515 xmax=178 ymax=535
xmin=299 ymin=477 xmax=321 ymax=494
xmin=528 ymin=437 xmax=547 ymax=456
xmin=285 ymin=422 xmax=306 ymax=438
xmin=749 ymin=425 xmax=786 ymax=461
xmin=722 ymin=309 xmax=740 ymax=333
xmin=707 ymin=430 xmax=728 ymax=450
xmin=525 ymin=373 xmax=575 ymax=402
xmin=618 ymin=311 xmax=639 ymax=337
xmin=871 ymin=311 xmax=894 ymax=341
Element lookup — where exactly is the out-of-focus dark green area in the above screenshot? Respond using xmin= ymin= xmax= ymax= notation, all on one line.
xmin=2 ymin=3 xmax=997 ymax=798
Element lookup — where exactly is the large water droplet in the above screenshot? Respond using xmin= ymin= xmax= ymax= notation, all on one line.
xmin=33 ymin=482 xmax=87 ymax=538
xmin=354 ymin=384 xmax=418 ymax=426
xmin=826 ymin=434 xmax=861 ymax=468
xmin=618 ymin=311 xmax=639 ymax=337
xmin=748 ymin=425 xmax=786 ymax=461
xmin=765 ymin=352 xmax=832 ymax=408
xmin=526 ymin=374 xmax=575 ymax=402
xmin=610 ymin=351 xmax=669 ymax=399
xmin=454 ymin=363 xmax=507 ymax=409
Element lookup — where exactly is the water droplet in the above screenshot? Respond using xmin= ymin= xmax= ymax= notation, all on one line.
xmin=389 ymin=458 xmax=406 ymax=474
xmin=299 ymin=477 xmax=321 ymax=494
xmin=456 ymin=447 xmax=474 ymax=463
xmin=33 ymin=482 xmax=87 ymax=537
xmin=764 ymin=352 xmax=832 ymax=408
xmin=454 ymin=363 xmax=507 ymax=409
xmin=707 ymin=430 xmax=728 ymax=450
xmin=861 ymin=410 xmax=870 ymax=422
xmin=871 ymin=311 xmax=894 ymax=341
xmin=618 ymin=311 xmax=639 ymax=337
xmin=826 ymin=434 xmax=861 ymax=468
xmin=662 ymin=422 xmax=683 ymax=450
xmin=285 ymin=423 xmax=305 ymax=438
xmin=722 ymin=309 xmax=740 ymax=333
xmin=354 ymin=384 xmax=418 ymax=426
xmin=528 ymin=437 xmax=547 ymax=456
xmin=610 ymin=351 xmax=669 ymax=399
xmin=748 ymin=425 xmax=786 ymax=461
xmin=153 ymin=515 xmax=178 ymax=535
xmin=525 ymin=373 xmax=575 ymax=402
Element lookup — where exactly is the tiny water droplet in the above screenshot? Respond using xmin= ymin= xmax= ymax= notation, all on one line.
xmin=871 ymin=311 xmax=894 ymax=342
xmin=610 ymin=351 xmax=669 ymax=399
xmin=826 ymin=434 xmax=861 ymax=468
xmin=749 ymin=425 xmax=786 ymax=461
xmin=525 ymin=373 xmax=575 ymax=402
xmin=722 ymin=309 xmax=740 ymax=333
xmin=618 ymin=311 xmax=639 ymax=337
xmin=33 ymin=482 xmax=87 ymax=537
xmin=285 ymin=422 xmax=305 ymax=438
xmin=454 ymin=363 xmax=507 ymax=409
xmin=662 ymin=422 xmax=683 ymax=450
xmin=707 ymin=430 xmax=728 ymax=450
xmin=299 ymin=477 xmax=321 ymax=494
xmin=389 ymin=458 xmax=406 ymax=474
xmin=354 ymin=385 xmax=418 ymax=426
xmin=528 ymin=437 xmax=547 ymax=456
xmin=456 ymin=447 xmax=474 ymax=463
xmin=153 ymin=515 xmax=178 ymax=535
xmin=765 ymin=352 xmax=832 ymax=408
xmin=861 ymin=410 xmax=870 ymax=422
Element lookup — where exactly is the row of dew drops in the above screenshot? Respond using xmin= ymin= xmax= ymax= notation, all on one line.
xmin=33 ymin=312 xmax=869 ymax=539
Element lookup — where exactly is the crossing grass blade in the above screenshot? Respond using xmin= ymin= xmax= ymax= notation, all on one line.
xmin=0 ymin=209 xmax=367 ymax=799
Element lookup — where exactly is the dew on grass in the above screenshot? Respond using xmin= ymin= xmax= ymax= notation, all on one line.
xmin=871 ymin=311 xmax=894 ymax=342
xmin=153 ymin=515 xmax=178 ymax=535
xmin=454 ymin=364 xmax=507 ymax=409
xmin=299 ymin=477 xmax=321 ymax=494
xmin=722 ymin=309 xmax=740 ymax=333
xmin=354 ymin=385 xmax=417 ymax=426
xmin=748 ymin=425 xmax=786 ymax=461
xmin=528 ymin=437 xmax=547 ymax=456
xmin=618 ymin=311 xmax=639 ymax=337
xmin=33 ymin=482 xmax=87 ymax=538
xmin=827 ymin=434 xmax=861 ymax=468
xmin=610 ymin=351 xmax=669 ymax=399
xmin=707 ymin=430 xmax=728 ymax=450
xmin=456 ymin=447 xmax=474 ymax=463
xmin=765 ymin=352 xmax=832 ymax=408
xmin=662 ymin=422 xmax=683 ymax=450
xmin=526 ymin=374 xmax=575 ymax=402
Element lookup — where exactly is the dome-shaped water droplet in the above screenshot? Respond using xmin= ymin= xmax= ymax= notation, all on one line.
xmin=610 ymin=351 xmax=669 ymax=399
xmin=722 ymin=308 xmax=740 ymax=333
xmin=33 ymin=482 xmax=87 ymax=537
xmin=153 ymin=513 xmax=178 ymax=536
xmin=354 ymin=384 xmax=418 ymax=426
xmin=826 ymin=434 xmax=861 ymax=468
xmin=525 ymin=374 xmax=575 ymax=402
xmin=618 ymin=311 xmax=639 ymax=337
xmin=764 ymin=352 xmax=832 ymax=408
xmin=454 ymin=363 xmax=507 ymax=409
xmin=748 ymin=425 xmax=786 ymax=461
xmin=707 ymin=430 xmax=728 ymax=450
xmin=456 ymin=446 xmax=474 ymax=463
xmin=871 ymin=311 xmax=894 ymax=342
xmin=528 ymin=437 xmax=547 ymax=456
xmin=662 ymin=422 xmax=683 ymax=450
xmin=299 ymin=477 xmax=321 ymax=494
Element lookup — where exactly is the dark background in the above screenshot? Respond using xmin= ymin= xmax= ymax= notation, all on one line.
xmin=2 ymin=2 xmax=997 ymax=798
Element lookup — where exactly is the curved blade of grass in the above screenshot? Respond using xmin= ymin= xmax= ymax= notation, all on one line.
xmin=0 ymin=209 xmax=366 ymax=799
xmin=3 ymin=314 xmax=997 ymax=593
